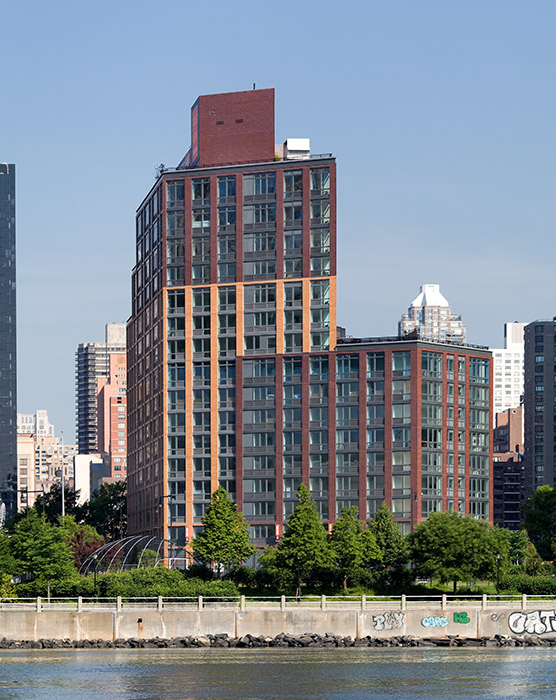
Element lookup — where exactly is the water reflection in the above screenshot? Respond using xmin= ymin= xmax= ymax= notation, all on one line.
xmin=0 ymin=648 xmax=552 ymax=699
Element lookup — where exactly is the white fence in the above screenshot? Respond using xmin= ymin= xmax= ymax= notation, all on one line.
xmin=0 ymin=593 xmax=550 ymax=613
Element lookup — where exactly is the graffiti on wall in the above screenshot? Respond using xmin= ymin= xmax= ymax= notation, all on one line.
xmin=453 ymin=612 xmax=470 ymax=624
xmin=508 ymin=610 xmax=556 ymax=635
xmin=372 ymin=611 xmax=405 ymax=631
xmin=421 ymin=616 xmax=449 ymax=628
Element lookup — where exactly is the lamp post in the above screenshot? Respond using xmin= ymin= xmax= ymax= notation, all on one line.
xmin=60 ymin=429 xmax=65 ymax=519
xmin=496 ymin=554 xmax=501 ymax=600
xmin=92 ymin=553 xmax=99 ymax=598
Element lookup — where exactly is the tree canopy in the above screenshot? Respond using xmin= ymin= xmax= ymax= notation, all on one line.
xmin=522 ymin=485 xmax=556 ymax=560
xmin=409 ymin=511 xmax=503 ymax=592
xmin=33 ymin=485 xmax=83 ymax=524
xmin=10 ymin=510 xmax=76 ymax=583
xmin=330 ymin=506 xmax=382 ymax=591
xmin=368 ymin=503 xmax=409 ymax=571
xmin=59 ymin=515 xmax=104 ymax=569
xmin=193 ymin=487 xmax=255 ymax=577
xmin=276 ymin=484 xmax=333 ymax=597
xmin=82 ymin=481 xmax=127 ymax=541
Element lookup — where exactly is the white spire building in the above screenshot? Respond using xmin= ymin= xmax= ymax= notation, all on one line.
xmin=398 ymin=284 xmax=465 ymax=343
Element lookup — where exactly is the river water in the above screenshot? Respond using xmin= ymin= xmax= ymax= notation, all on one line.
xmin=0 ymin=647 xmax=555 ymax=699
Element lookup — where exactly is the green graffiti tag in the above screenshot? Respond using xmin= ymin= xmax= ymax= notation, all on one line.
xmin=453 ymin=612 xmax=470 ymax=624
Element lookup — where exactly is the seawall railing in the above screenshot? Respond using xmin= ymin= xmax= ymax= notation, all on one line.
xmin=1 ymin=594 xmax=553 ymax=613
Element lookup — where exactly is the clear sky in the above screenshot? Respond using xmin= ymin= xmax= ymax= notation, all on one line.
xmin=2 ymin=0 xmax=555 ymax=442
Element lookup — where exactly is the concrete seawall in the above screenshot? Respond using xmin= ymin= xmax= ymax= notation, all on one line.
xmin=1 ymin=597 xmax=556 ymax=641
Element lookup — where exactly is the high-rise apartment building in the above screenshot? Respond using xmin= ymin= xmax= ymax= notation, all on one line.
xmin=127 ymin=88 xmax=335 ymax=546
xmin=523 ymin=319 xmax=556 ymax=493
xmin=491 ymin=322 xmax=526 ymax=420
xmin=0 ymin=163 xmax=17 ymax=515
xmin=127 ymin=89 xmax=492 ymax=552
xmin=75 ymin=323 xmax=126 ymax=454
xmin=97 ymin=352 xmax=127 ymax=479
xmin=399 ymin=284 xmax=465 ymax=344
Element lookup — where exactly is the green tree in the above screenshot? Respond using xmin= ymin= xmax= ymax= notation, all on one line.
xmin=59 ymin=515 xmax=104 ymax=569
xmin=0 ymin=532 xmax=17 ymax=577
xmin=276 ymin=484 xmax=333 ymax=597
xmin=33 ymin=484 xmax=83 ymax=524
xmin=368 ymin=503 xmax=409 ymax=571
xmin=409 ymin=511 xmax=502 ymax=592
xmin=0 ymin=573 xmax=16 ymax=599
xmin=10 ymin=511 xmax=76 ymax=588
xmin=193 ymin=487 xmax=255 ymax=577
xmin=83 ymin=480 xmax=127 ymax=541
xmin=330 ymin=507 xmax=381 ymax=591
xmin=523 ymin=485 xmax=556 ymax=560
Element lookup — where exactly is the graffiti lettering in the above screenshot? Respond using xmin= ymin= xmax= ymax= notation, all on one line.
xmin=453 ymin=612 xmax=470 ymax=624
xmin=490 ymin=613 xmax=506 ymax=622
xmin=372 ymin=611 xmax=405 ymax=631
xmin=508 ymin=610 xmax=556 ymax=635
xmin=421 ymin=616 xmax=449 ymax=628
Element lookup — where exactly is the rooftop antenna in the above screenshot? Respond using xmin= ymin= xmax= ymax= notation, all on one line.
xmin=253 ymin=83 xmax=256 ymax=90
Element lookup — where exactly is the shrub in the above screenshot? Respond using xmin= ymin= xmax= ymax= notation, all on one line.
xmin=98 ymin=568 xmax=239 ymax=598
xmin=500 ymin=574 xmax=556 ymax=595
xmin=16 ymin=574 xmax=95 ymax=598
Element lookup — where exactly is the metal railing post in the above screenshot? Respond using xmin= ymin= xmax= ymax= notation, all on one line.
xmin=157 ymin=596 xmax=163 ymax=612
xmin=441 ymin=594 xmax=447 ymax=611
xmin=36 ymin=597 xmax=42 ymax=613
xmin=321 ymin=595 xmax=326 ymax=610
xmin=401 ymin=594 xmax=406 ymax=611
xmin=280 ymin=595 xmax=286 ymax=611
xmin=522 ymin=594 xmax=527 ymax=611
xmin=198 ymin=596 xmax=203 ymax=611
xmin=482 ymin=594 xmax=487 ymax=611
xmin=116 ymin=596 xmax=122 ymax=612
xmin=77 ymin=596 xmax=83 ymax=613
xmin=240 ymin=595 xmax=246 ymax=612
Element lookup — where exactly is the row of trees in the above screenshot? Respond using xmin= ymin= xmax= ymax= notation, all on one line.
xmin=194 ymin=485 xmax=539 ymax=594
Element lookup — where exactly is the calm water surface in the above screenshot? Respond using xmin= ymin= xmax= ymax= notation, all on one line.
xmin=0 ymin=647 xmax=555 ymax=699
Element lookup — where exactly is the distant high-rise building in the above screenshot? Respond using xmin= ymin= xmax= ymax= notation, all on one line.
xmin=16 ymin=432 xmax=35 ymax=511
xmin=16 ymin=409 xmax=78 ymax=508
xmin=97 ymin=352 xmax=127 ymax=480
xmin=0 ymin=163 xmax=17 ymax=515
xmin=523 ymin=319 xmax=556 ymax=493
xmin=399 ymin=284 xmax=465 ymax=344
xmin=75 ymin=323 xmax=126 ymax=454
xmin=17 ymin=409 xmax=55 ymax=437
xmin=492 ymin=406 xmax=524 ymax=531
xmin=491 ymin=322 xmax=526 ymax=420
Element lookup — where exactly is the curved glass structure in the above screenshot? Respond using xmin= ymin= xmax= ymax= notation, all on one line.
xmin=79 ymin=535 xmax=191 ymax=575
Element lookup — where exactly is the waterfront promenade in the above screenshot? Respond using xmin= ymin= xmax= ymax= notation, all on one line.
xmin=0 ymin=595 xmax=555 ymax=641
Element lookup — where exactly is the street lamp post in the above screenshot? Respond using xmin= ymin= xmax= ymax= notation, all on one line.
xmin=60 ymin=429 xmax=65 ymax=519
xmin=496 ymin=554 xmax=501 ymax=600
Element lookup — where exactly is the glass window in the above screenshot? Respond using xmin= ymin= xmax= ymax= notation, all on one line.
xmin=284 ymin=170 xmax=303 ymax=197
xmin=244 ymin=172 xmax=276 ymax=196
xmin=310 ymin=167 xmax=330 ymax=193
xmin=218 ymin=176 xmax=236 ymax=200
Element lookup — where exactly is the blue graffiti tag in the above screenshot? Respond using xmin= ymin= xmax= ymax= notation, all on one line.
xmin=421 ymin=616 xmax=449 ymax=628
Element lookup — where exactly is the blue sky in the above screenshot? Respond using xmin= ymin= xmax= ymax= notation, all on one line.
xmin=2 ymin=0 xmax=555 ymax=441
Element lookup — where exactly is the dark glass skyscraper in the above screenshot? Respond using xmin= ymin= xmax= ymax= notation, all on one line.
xmin=0 ymin=164 xmax=17 ymax=517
